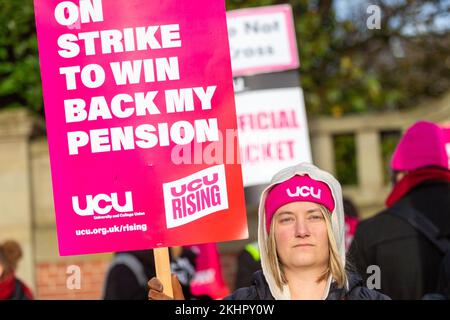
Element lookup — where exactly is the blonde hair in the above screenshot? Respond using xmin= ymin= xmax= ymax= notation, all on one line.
xmin=266 ymin=205 xmax=347 ymax=289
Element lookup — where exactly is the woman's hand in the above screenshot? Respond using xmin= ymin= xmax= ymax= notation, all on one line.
xmin=148 ymin=274 xmax=186 ymax=300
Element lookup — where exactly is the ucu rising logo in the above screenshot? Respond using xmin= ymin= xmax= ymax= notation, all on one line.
xmin=286 ymin=186 xmax=321 ymax=199
xmin=72 ymin=192 xmax=133 ymax=216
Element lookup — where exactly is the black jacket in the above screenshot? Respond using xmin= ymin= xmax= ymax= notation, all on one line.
xmin=103 ymin=250 xmax=156 ymax=300
xmin=235 ymin=245 xmax=261 ymax=289
xmin=349 ymin=181 xmax=450 ymax=300
xmin=103 ymin=248 xmax=196 ymax=300
xmin=225 ymin=270 xmax=389 ymax=300
xmin=10 ymin=279 xmax=32 ymax=300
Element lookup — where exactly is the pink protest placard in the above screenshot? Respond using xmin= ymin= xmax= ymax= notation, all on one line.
xmin=34 ymin=0 xmax=248 ymax=255
xmin=442 ymin=125 xmax=450 ymax=169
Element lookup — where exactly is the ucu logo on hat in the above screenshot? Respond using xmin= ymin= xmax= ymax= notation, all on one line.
xmin=286 ymin=186 xmax=322 ymax=199
xmin=264 ymin=174 xmax=335 ymax=232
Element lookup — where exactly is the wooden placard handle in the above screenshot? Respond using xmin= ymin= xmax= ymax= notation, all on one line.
xmin=154 ymin=247 xmax=173 ymax=298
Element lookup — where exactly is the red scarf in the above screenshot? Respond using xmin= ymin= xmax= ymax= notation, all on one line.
xmin=0 ymin=273 xmax=16 ymax=300
xmin=386 ymin=167 xmax=450 ymax=207
xmin=0 ymin=273 xmax=33 ymax=300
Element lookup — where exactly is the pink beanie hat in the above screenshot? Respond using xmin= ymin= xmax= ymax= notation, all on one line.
xmin=391 ymin=121 xmax=447 ymax=171
xmin=264 ymin=174 xmax=335 ymax=232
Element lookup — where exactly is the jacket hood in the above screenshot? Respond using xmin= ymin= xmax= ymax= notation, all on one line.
xmin=257 ymin=162 xmax=346 ymax=300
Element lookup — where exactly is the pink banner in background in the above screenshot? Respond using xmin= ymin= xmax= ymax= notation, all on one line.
xmin=188 ymin=243 xmax=230 ymax=299
xmin=442 ymin=125 xmax=450 ymax=169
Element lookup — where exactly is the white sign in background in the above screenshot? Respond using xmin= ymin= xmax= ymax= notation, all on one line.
xmin=227 ymin=5 xmax=299 ymax=76
xmin=235 ymin=87 xmax=312 ymax=186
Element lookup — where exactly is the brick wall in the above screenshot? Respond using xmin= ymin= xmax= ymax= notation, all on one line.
xmin=36 ymin=259 xmax=110 ymax=300
xmin=35 ymin=254 xmax=240 ymax=300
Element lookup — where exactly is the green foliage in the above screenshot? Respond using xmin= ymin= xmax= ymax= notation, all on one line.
xmin=380 ymin=131 xmax=401 ymax=184
xmin=0 ymin=0 xmax=448 ymax=119
xmin=0 ymin=0 xmax=41 ymax=113
xmin=333 ymin=133 xmax=357 ymax=185
xmin=226 ymin=0 xmax=449 ymax=184
xmin=227 ymin=0 xmax=450 ymax=116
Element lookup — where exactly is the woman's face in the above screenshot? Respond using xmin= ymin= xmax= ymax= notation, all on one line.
xmin=274 ymin=201 xmax=329 ymax=272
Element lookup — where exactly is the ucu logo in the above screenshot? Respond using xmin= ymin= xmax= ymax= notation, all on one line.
xmin=286 ymin=186 xmax=321 ymax=199
xmin=170 ymin=173 xmax=218 ymax=197
xmin=72 ymin=191 xmax=133 ymax=216
xmin=163 ymin=165 xmax=228 ymax=229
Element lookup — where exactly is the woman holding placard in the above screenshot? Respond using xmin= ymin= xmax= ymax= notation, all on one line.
xmin=148 ymin=162 xmax=389 ymax=300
